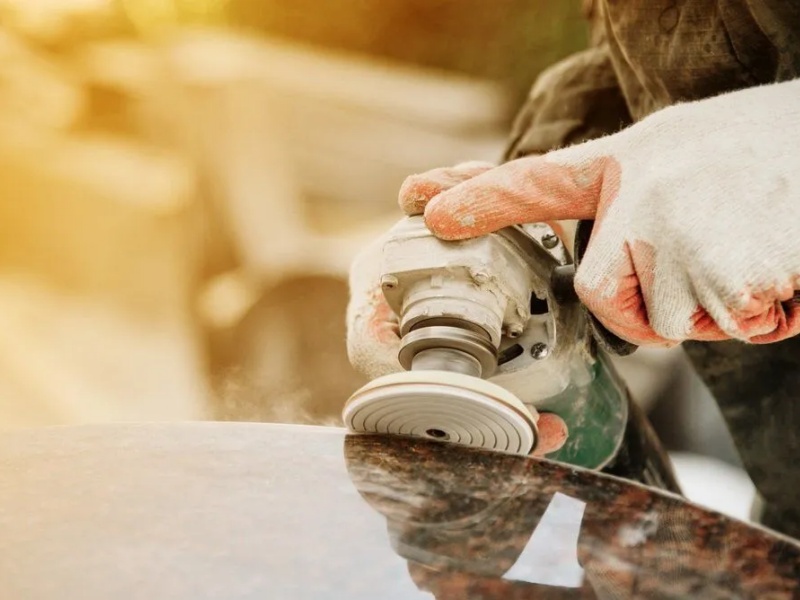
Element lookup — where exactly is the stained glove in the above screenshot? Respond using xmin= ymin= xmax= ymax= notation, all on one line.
xmin=404 ymin=80 xmax=800 ymax=346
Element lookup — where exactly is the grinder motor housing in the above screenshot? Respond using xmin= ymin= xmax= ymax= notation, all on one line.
xmin=380 ymin=216 xmax=592 ymax=403
xmin=345 ymin=216 xmax=680 ymax=490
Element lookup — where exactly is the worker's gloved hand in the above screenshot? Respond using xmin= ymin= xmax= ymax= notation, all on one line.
xmin=398 ymin=160 xmax=579 ymax=249
xmin=347 ymin=161 xmax=494 ymax=381
xmin=408 ymin=80 xmax=800 ymax=346
xmin=346 ymin=233 xmax=403 ymax=380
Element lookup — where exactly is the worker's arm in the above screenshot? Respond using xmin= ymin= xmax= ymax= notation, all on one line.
xmin=503 ymin=44 xmax=631 ymax=161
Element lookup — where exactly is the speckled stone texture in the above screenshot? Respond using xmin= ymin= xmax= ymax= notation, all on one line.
xmin=0 ymin=423 xmax=797 ymax=599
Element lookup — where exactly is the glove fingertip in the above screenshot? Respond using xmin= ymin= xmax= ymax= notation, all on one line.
xmin=398 ymin=174 xmax=435 ymax=216
xmin=399 ymin=162 xmax=496 ymax=216
xmin=424 ymin=189 xmax=517 ymax=240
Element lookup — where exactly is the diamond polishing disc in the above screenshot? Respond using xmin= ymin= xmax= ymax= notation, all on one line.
xmin=342 ymin=370 xmax=538 ymax=456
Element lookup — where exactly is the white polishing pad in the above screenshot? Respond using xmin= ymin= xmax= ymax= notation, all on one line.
xmin=343 ymin=370 xmax=538 ymax=456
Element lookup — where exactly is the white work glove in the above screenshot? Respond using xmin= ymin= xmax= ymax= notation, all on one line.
xmin=402 ymin=79 xmax=800 ymax=347
xmin=346 ymin=161 xmax=494 ymax=380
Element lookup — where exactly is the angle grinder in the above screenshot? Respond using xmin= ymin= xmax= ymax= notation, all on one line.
xmin=343 ymin=216 xmax=637 ymax=468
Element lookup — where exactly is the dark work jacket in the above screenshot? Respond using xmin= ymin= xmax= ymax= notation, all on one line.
xmin=503 ymin=0 xmax=800 ymax=538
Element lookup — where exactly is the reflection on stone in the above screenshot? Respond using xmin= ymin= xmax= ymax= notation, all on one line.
xmin=506 ymin=492 xmax=586 ymax=588
xmin=344 ymin=433 xmax=800 ymax=599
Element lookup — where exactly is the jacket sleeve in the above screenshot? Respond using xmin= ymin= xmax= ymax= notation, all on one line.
xmin=503 ymin=42 xmax=632 ymax=161
xmin=503 ymin=0 xmax=631 ymax=160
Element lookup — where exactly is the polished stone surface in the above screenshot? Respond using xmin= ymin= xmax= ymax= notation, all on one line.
xmin=0 ymin=422 xmax=797 ymax=599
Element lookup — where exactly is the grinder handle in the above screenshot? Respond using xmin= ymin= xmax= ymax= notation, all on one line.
xmin=549 ymin=220 xmax=638 ymax=357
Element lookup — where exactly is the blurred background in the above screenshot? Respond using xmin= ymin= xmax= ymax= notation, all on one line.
xmin=0 ymin=0 xmax=754 ymax=517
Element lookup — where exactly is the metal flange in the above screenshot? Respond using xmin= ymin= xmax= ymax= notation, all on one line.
xmin=398 ymin=325 xmax=498 ymax=378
